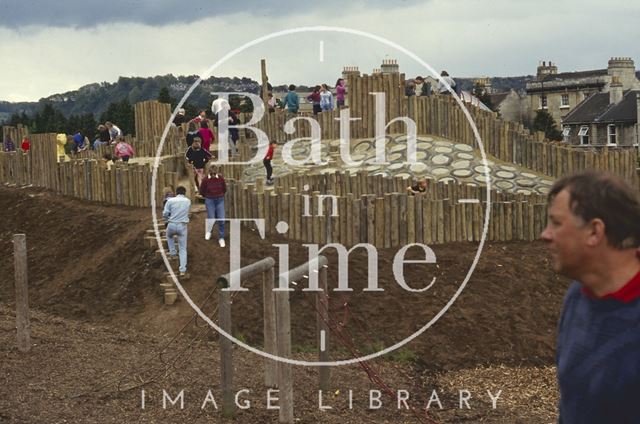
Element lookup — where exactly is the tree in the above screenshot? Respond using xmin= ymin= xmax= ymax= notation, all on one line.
xmin=128 ymin=86 xmax=143 ymax=104
xmin=8 ymin=111 xmax=32 ymax=127
xmin=533 ymin=109 xmax=563 ymax=141
xmin=33 ymin=103 xmax=67 ymax=134
xmin=99 ymin=99 xmax=135 ymax=136
xmin=472 ymin=85 xmax=493 ymax=111
xmin=157 ymin=86 xmax=176 ymax=108
xmin=66 ymin=113 xmax=97 ymax=139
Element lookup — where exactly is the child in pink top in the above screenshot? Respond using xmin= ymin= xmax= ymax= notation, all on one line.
xmin=198 ymin=121 xmax=215 ymax=152
xmin=114 ymin=137 xmax=135 ymax=163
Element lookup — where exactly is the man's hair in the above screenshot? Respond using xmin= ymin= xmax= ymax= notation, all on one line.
xmin=548 ymin=171 xmax=640 ymax=249
xmin=288 ymin=84 xmax=296 ymax=91
xmin=176 ymin=186 xmax=187 ymax=195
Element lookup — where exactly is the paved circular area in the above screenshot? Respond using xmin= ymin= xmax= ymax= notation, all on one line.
xmin=241 ymin=135 xmax=555 ymax=194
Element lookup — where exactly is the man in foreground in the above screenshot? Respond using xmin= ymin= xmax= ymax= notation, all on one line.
xmin=541 ymin=171 xmax=640 ymax=423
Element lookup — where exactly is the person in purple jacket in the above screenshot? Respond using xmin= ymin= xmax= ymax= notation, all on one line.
xmin=3 ymin=136 xmax=15 ymax=152
xmin=200 ymin=164 xmax=227 ymax=247
xmin=541 ymin=171 xmax=640 ymax=424
xmin=335 ymin=78 xmax=346 ymax=108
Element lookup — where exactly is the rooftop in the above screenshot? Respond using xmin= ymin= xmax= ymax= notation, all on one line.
xmin=562 ymin=90 xmax=639 ymax=124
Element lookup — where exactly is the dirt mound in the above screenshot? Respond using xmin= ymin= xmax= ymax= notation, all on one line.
xmin=0 ymin=186 xmax=566 ymax=422
xmin=0 ymin=186 xmax=568 ymax=370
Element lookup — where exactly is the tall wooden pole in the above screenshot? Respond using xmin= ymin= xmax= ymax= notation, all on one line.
xmin=13 ymin=234 xmax=31 ymax=352
xmin=263 ymin=267 xmax=278 ymax=387
xmin=219 ymin=290 xmax=234 ymax=417
xmin=261 ymin=59 xmax=269 ymax=105
xmin=317 ymin=267 xmax=330 ymax=391
xmin=275 ymin=289 xmax=294 ymax=423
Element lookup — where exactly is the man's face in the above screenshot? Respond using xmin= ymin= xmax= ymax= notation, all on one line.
xmin=541 ymin=189 xmax=590 ymax=278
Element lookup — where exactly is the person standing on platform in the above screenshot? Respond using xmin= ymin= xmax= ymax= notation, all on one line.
xmin=335 ymin=78 xmax=346 ymax=108
xmin=281 ymin=84 xmax=299 ymax=115
xmin=414 ymin=76 xmax=431 ymax=97
xmin=320 ymin=84 xmax=333 ymax=112
xmin=263 ymin=139 xmax=276 ymax=185
xmin=20 ymin=136 xmax=30 ymax=153
xmin=3 ymin=136 xmax=15 ymax=152
xmin=437 ymin=71 xmax=456 ymax=95
xmin=307 ymin=85 xmax=321 ymax=115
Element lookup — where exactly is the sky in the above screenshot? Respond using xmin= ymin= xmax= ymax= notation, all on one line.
xmin=0 ymin=0 xmax=639 ymax=102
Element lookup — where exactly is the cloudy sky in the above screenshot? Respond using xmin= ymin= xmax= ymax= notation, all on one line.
xmin=0 ymin=0 xmax=638 ymax=102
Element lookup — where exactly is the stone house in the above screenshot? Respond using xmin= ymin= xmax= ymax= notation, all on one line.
xmin=561 ymin=77 xmax=640 ymax=147
xmin=489 ymin=90 xmax=527 ymax=123
xmin=525 ymin=57 xmax=640 ymax=124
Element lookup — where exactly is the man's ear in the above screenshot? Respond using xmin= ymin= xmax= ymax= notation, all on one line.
xmin=585 ymin=218 xmax=606 ymax=247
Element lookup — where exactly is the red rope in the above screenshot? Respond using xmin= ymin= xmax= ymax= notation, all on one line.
xmin=306 ymin=295 xmax=440 ymax=424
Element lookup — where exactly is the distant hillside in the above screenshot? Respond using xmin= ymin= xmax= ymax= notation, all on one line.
xmin=0 ymin=72 xmax=582 ymax=124
xmin=0 ymin=74 xmax=273 ymax=121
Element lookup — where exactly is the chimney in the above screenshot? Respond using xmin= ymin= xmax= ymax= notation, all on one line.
xmin=610 ymin=76 xmax=624 ymax=104
xmin=536 ymin=60 xmax=558 ymax=80
xmin=380 ymin=59 xmax=399 ymax=74
xmin=636 ymin=93 xmax=640 ymax=145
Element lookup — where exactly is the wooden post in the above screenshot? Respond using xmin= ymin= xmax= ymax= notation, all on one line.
xmin=13 ymin=234 xmax=31 ymax=352
xmin=263 ymin=267 xmax=278 ymax=388
xmin=261 ymin=59 xmax=269 ymax=105
xmin=407 ymin=195 xmax=416 ymax=244
xmin=219 ymin=290 xmax=234 ymax=417
xmin=317 ymin=266 xmax=330 ymax=391
xmin=275 ymin=289 xmax=294 ymax=423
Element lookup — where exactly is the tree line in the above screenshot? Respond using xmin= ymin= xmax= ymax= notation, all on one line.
xmin=6 ymin=99 xmax=135 ymax=138
xmin=5 ymin=84 xmax=259 ymax=139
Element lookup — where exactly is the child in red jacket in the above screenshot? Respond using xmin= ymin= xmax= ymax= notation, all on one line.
xmin=264 ymin=140 xmax=276 ymax=185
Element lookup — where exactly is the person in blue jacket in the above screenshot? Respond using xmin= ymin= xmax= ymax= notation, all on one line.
xmin=541 ymin=171 xmax=640 ymax=424
xmin=281 ymin=84 xmax=299 ymax=115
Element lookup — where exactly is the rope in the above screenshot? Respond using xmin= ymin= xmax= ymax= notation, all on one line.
xmin=303 ymin=295 xmax=439 ymax=424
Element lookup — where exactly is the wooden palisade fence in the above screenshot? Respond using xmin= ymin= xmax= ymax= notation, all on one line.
xmin=224 ymin=174 xmax=548 ymax=247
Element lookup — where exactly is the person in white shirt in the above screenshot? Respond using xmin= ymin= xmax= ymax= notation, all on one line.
xmin=162 ymin=186 xmax=192 ymax=276
xmin=105 ymin=121 xmax=122 ymax=143
xmin=437 ymin=71 xmax=456 ymax=95
xmin=320 ymin=84 xmax=334 ymax=111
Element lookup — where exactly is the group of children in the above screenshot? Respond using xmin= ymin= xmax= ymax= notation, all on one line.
xmin=2 ymin=135 xmax=29 ymax=152
xmin=54 ymin=121 xmax=135 ymax=164
xmin=281 ymin=78 xmax=347 ymax=115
